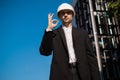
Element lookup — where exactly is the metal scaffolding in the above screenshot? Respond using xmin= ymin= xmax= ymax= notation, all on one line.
xmin=72 ymin=0 xmax=120 ymax=80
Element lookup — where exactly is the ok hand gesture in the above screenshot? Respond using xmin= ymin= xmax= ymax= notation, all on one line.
xmin=47 ymin=13 xmax=58 ymax=30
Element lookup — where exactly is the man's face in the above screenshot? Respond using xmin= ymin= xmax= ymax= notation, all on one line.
xmin=59 ymin=10 xmax=73 ymax=23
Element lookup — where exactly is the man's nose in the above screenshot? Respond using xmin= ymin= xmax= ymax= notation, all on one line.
xmin=64 ymin=13 xmax=68 ymax=16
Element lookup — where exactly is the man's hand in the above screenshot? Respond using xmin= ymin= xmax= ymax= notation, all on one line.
xmin=47 ymin=13 xmax=58 ymax=30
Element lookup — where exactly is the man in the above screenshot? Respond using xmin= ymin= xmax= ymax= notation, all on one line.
xmin=39 ymin=3 xmax=99 ymax=80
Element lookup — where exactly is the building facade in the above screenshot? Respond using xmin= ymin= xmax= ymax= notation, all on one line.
xmin=71 ymin=0 xmax=120 ymax=80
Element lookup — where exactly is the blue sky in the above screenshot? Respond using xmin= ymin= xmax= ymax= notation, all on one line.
xmin=0 ymin=0 xmax=71 ymax=80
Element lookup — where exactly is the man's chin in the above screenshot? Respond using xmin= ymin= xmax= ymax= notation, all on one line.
xmin=63 ymin=20 xmax=70 ymax=23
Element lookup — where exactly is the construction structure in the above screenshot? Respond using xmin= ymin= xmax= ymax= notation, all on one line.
xmin=71 ymin=0 xmax=120 ymax=80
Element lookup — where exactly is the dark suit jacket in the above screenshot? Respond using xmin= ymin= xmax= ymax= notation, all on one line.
xmin=40 ymin=26 xmax=99 ymax=80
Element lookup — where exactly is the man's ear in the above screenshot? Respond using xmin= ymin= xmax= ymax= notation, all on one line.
xmin=58 ymin=15 xmax=61 ymax=20
xmin=58 ymin=14 xmax=60 ymax=19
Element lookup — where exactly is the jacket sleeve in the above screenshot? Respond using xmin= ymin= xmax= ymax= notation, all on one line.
xmin=85 ymin=31 xmax=100 ymax=80
xmin=39 ymin=31 xmax=53 ymax=56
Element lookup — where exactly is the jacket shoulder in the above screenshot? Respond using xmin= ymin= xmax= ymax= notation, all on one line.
xmin=75 ymin=27 xmax=88 ymax=34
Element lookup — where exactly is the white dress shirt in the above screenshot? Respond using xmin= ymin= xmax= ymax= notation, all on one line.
xmin=62 ymin=25 xmax=76 ymax=63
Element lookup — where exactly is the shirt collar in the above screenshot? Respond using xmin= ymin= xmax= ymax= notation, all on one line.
xmin=62 ymin=25 xmax=72 ymax=29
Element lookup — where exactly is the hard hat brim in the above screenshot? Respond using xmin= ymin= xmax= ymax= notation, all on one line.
xmin=57 ymin=9 xmax=75 ymax=18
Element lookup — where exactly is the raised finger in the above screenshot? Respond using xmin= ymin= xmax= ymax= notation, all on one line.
xmin=50 ymin=13 xmax=54 ymax=18
xmin=48 ymin=13 xmax=51 ymax=20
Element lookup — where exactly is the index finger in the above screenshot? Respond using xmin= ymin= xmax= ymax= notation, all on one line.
xmin=48 ymin=13 xmax=54 ymax=20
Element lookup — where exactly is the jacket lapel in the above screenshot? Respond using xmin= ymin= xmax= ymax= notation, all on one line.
xmin=72 ymin=27 xmax=77 ymax=48
xmin=72 ymin=27 xmax=78 ymax=57
xmin=58 ymin=27 xmax=68 ymax=52
xmin=58 ymin=26 xmax=79 ymax=61
xmin=57 ymin=26 xmax=78 ymax=53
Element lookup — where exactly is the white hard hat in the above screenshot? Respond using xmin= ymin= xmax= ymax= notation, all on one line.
xmin=57 ymin=3 xmax=75 ymax=18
